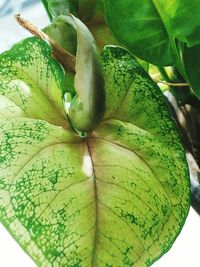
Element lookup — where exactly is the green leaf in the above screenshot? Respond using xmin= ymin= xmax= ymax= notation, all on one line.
xmin=0 ymin=37 xmax=67 ymax=127
xmin=45 ymin=0 xmax=78 ymax=18
xmin=182 ymin=43 xmax=200 ymax=98
xmin=63 ymin=15 xmax=105 ymax=132
xmin=44 ymin=0 xmax=118 ymax=51
xmin=135 ymin=57 xmax=149 ymax=72
xmin=44 ymin=0 xmax=96 ymax=20
xmin=0 ymin=38 xmax=190 ymax=266
xmin=44 ymin=17 xmax=77 ymax=55
xmin=45 ymin=12 xmax=106 ymax=131
xmin=103 ymin=0 xmax=200 ymax=66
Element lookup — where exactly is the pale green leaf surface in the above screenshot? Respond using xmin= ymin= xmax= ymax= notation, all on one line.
xmin=102 ymin=46 xmax=180 ymax=150
xmin=0 ymin=118 xmax=94 ymax=267
xmin=86 ymin=46 xmax=190 ymax=265
xmin=0 ymin=37 xmax=67 ymax=126
xmin=0 ymin=38 xmax=190 ymax=266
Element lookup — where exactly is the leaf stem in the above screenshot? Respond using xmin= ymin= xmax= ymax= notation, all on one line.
xmin=155 ymin=80 xmax=189 ymax=87
xmin=15 ymin=14 xmax=75 ymax=73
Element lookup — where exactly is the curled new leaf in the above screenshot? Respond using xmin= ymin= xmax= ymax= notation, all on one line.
xmin=0 ymin=36 xmax=190 ymax=266
xmin=63 ymin=15 xmax=105 ymax=132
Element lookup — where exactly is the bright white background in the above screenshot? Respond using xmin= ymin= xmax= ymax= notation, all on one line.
xmin=0 ymin=1 xmax=199 ymax=266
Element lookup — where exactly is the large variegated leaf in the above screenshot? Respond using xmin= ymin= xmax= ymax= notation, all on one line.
xmin=0 ymin=37 xmax=190 ymax=266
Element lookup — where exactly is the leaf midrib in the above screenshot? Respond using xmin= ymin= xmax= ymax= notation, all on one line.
xmin=89 ymin=135 xmax=171 ymax=206
xmin=86 ymin=131 xmax=173 ymax=266
xmin=86 ymin=138 xmax=98 ymax=266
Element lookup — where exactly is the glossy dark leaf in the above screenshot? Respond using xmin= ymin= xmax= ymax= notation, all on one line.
xmin=182 ymin=44 xmax=200 ymax=98
xmin=104 ymin=0 xmax=200 ymax=66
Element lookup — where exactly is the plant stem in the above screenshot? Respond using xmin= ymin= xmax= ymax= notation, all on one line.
xmin=155 ymin=80 xmax=189 ymax=87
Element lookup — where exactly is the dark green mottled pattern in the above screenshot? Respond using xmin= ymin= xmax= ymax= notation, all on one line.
xmin=0 ymin=119 xmax=95 ymax=266
xmin=0 ymin=38 xmax=96 ymax=266
xmin=102 ymin=46 xmax=182 ymax=151
xmin=0 ymin=38 xmax=190 ymax=267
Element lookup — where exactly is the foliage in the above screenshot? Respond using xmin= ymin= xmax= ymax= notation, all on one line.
xmin=43 ymin=0 xmax=200 ymax=99
xmin=182 ymin=44 xmax=200 ymax=98
xmin=42 ymin=0 xmax=118 ymax=51
xmin=104 ymin=0 xmax=200 ymax=65
xmin=103 ymin=0 xmax=200 ymax=98
xmin=0 ymin=1 xmax=194 ymax=266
